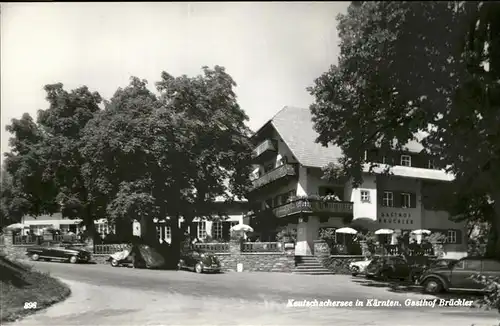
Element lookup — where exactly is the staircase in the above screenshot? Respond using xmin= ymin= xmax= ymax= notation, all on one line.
xmin=293 ymin=255 xmax=334 ymax=275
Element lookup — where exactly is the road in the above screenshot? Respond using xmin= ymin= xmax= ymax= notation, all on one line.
xmin=9 ymin=261 xmax=500 ymax=326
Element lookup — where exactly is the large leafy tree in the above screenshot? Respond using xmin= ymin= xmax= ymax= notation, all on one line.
xmin=82 ymin=66 xmax=253 ymax=257
xmin=309 ymin=2 xmax=500 ymax=255
xmin=4 ymin=84 xmax=102 ymax=238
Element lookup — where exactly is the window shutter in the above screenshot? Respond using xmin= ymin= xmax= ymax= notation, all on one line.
xmin=394 ymin=191 xmax=402 ymax=208
xmin=455 ymin=229 xmax=463 ymax=244
xmin=378 ymin=191 xmax=384 ymax=206
xmin=222 ymin=222 xmax=230 ymax=240
xmin=410 ymin=193 xmax=417 ymax=208
xmin=190 ymin=222 xmax=198 ymax=238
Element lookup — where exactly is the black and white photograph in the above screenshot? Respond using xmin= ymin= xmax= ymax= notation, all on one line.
xmin=1 ymin=2 xmax=499 ymax=325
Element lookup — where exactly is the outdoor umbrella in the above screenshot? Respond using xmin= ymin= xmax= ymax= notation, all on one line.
xmin=410 ymin=229 xmax=431 ymax=235
xmin=335 ymin=227 xmax=358 ymax=245
xmin=231 ymin=223 xmax=254 ymax=233
xmin=4 ymin=223 xmax=29 ymax=230
xmin=411 ymin=229 xmax=431 ymax=244
xmin=374 ymin=229 xmax=394 ymax=235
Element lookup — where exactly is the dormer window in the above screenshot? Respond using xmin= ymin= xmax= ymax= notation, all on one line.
xmin=400 ymin=155 xmax=411 ymax=167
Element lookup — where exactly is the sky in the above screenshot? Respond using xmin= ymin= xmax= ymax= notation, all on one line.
xmin=1 ymin=2 xmax=349 ymax=156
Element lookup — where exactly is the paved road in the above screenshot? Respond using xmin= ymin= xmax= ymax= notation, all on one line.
xmin=10 ymin=261 xmax=500 ymax=325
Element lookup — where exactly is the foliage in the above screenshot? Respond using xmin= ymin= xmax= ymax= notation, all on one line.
xmin=81 ymin=67 xmax=253 ymax=254
xmin=471 ymin=274 xmax=500 ymax=313
xmin=275 ymin=228 xmax=297 ymax=243
xmin=355 ymin=231 xmax=378 ymax=256
xmin=309 ymin=1 xmax=500 ymax=258
xmin=3 ymin=84 xmax=102 ymax=238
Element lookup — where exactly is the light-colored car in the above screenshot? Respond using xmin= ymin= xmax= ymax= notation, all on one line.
xmin=349 ymin=259 xmax=372 ymax=276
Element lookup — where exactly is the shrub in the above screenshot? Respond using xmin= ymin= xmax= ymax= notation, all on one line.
xmin=471 ymin=274 xmax=500 ymax=313
xmin=276 ymin=228 xmax=297 ymax=243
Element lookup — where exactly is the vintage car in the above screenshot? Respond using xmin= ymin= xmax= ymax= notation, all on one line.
xmin=26 ymin=242 xmax=92 ymax=264
xmin=409 ymin=258 xmax=458 ymax=283
xmin=178 ymin=249 xmax=221 ymax=273
xmin=349 ymin=259 xmax=372 ymax=276
xmin=419 ymin=257 xmax=500 ymax=294
xmin=365 ymin=256 xmax=412 ymax=281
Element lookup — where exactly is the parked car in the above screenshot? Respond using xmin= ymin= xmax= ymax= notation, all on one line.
xmin=408 ymin=258 xmax=458 ymax=284
xmin=365 ymin=256 xmax=411 ymax=281
xmin=178 ymin=249 xmax=221 ymax=273
xmin=108 ymin=244 xmax=167 ymax=269
xmin=349 ymin=259 xmax=372 ymax=276
xmin=26 ymin=242 xmax=92 ymax=264
xmin=419 ymin=257 xmax=500 ymax=294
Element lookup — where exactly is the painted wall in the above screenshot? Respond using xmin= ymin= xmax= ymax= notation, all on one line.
xmin=344 ymin=174 xmax=378 ymax=222
xmin=422 ymin=209 xmax=467 ymax=258
xmin=376 ymin=176 xmax=422 ymax=229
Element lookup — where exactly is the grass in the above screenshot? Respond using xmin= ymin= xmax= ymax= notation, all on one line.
xmin=0 ymin=254 xmax=71 ymax=323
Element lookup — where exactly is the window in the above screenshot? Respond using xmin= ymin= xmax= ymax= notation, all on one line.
xmin=400 ymin=155 xmax=412 ymax=167
xmin=382 ymin=156 xmax=387 ymax=164
xmin=453 ymin=260 xmax=465 ymax=269
xmin=360 ymin=190 xmax=370 ymax=203
xmin=447 ymin=230 xmax=457 ymax=244
xmin=428 ymin=160 xmax=436 ymax=169
xmin=96 ymin=222 xmax=115 ymax=237
xmin=482 ymin=260 xmax=500 ymax=271
xmin=274 ymin=195 xmax=283 ymax=207
xmin=401 ymin=193 xmax=411 ymax=208
xmin=165 ymin=226 xmax=171 ymax=240
xmin=465 ymin=260 xmax=481 ymax=271
xmin=212 ymin=222 xmax=223 ymax=239
xmin=287 ymin=190 xmax=296 ymax=202
xmin=382 ymin=191 xmax=394 ymax=207
xmin=197 ymin=222 xmax=207 ymax=239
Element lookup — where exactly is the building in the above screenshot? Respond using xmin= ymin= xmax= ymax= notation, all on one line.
xmin=20 ymin=213 xmax=113 ymax=237
xmin=247 ymin=106 xmax=466 ymax=259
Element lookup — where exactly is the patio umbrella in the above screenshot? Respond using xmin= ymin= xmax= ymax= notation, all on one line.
xmin=335 ymin=227 xmax=358 ymax=234
xmin=411 ymin=229 xmax=431 ymax=244
xmin=231 ymin=223 xmax=254 ymax=233
xmin=374 ymin=229 xmax=394 ymax=235
xmin=4 ymin=223 xmax=29 ymax=230
xmin=410 ymin=229 xmax=431 ymax=235
xmin=335 ymin=227 xmax=358 ymax=245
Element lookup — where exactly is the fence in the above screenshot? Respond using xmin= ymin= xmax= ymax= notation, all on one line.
xmin=11 ymin=234 xmax=77 ymax=245
xmin=193 ymin=243 xmax=230 ymax=253
xmin=94 ymin=243 xmax=129 ymax=255
xmin=241 ymin=242 xmax=283 ymax=252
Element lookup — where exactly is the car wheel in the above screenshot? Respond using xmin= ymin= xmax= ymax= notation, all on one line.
xmin=31 ymin=254 xmax=40 ymax=261
xmin=195 ymin=263 xmax=203 ymax=274
xmin=110 ymin=259 xmax=120 ymax=267
xmin=423 ymin=278 xmax=443 ymax=294
xmin=351 ymin=266 xmax=360 ymax=276
xmin=69 ymin=256 xmax=78 ymax=264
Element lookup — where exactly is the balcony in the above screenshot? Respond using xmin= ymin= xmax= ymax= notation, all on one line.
xmin=273 ymin=198 xmax=353 ymax=218
xmin=250 ymin=164 xmax=297 ymax=191
xmin=252 ymin=139 xmax=277 ymax=161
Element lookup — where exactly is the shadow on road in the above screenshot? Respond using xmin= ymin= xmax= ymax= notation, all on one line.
xmin=351 ymin=276 xmax=483 ymax=303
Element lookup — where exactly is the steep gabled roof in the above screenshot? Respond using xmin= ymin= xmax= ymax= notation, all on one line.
xmin=261 ymin=106 xmax=425 ymax=169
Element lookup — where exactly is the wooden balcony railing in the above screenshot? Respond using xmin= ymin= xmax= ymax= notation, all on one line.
xmin=94 ymin=244 xmax=129 ymax=255
xmin=250 ymin=164 xmax=297 ymax=191
xmin=273 ymin=199 xmax=353 ymax=218
xmin=252 ymin=139 xmax=277 ymax=158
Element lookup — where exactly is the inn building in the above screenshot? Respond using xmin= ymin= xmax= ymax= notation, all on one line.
xmin=247 ymin=106 xmax=466 ymax=259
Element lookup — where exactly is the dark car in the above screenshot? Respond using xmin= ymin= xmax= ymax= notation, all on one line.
xmin=419 ymin=257 xmax=500 ymax=293
xmin=408 ymin=258 xmax=458 ymax=283
xmin=26 ymin=242 xmax=92 ymax=264
xmin=365 ymin=256 xmax=411 ymax=281
xmin=178 ymin=249 xmax=221 ymax=273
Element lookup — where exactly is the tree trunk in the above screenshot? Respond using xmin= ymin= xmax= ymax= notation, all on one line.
xmin=170 ymin=214 xmax=189 ymax=266
xmin=140 ymin=214 xmax=157 ymax=245
xmin=82 ymin=205 xmax=98 ymax=242
xmin=486 ymin=193 xmax=500 ymax=259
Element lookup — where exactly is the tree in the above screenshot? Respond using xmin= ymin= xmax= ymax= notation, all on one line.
xmin=4 ymin=84 xmax=102 ymax=239
xmin=308 ymin=2 xmax=500 ymax=256
xmin=82 ymin=67 xmax=253 ymax=259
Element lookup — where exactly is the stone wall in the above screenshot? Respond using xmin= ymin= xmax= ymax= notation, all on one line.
xmin=1 ymin=235 xmax=295 ymax=273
